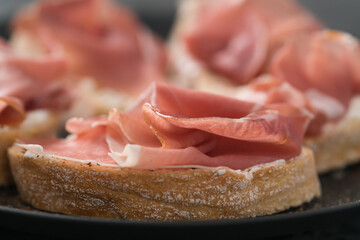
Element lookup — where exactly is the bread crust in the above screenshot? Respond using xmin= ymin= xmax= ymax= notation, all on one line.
xmin=9 ymin=145 xmax=320 ymax=221
xmin=0 ymin=111 xmax=60 ymax=186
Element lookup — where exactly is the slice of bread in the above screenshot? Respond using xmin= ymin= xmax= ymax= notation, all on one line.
xmin=8 ymin=146 xmax=320 ymax=220
xmin=0 ymin=110 xmax=60 ymax=186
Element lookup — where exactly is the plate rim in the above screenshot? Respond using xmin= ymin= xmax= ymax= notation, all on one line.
xmin=0 ymin=200 xmax=359 ymax=227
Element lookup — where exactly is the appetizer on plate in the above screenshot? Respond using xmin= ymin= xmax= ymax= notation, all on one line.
xmin=169 ymin=0 xmax=323 ymax=90
xmin=11 ymin=0 xmax=167 ymax=117
xmin=8 ymin=83 xmax=320 ymax=220
xmin=269 ymin=30 xmax=360 ymax=173
xmin=0 ymin=39 xmax=72 ymax=186
xmin=169 ymin=0 xmax=360 ymax=173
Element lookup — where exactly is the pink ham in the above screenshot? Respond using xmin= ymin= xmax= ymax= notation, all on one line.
xmin=185 ymin=0 xmax=322 ymax=84
xmin=13 ymin=0 xmax=167 ymax=93
xmin=0 ymin=40 xmax=71 ymax=126
xmin=0 ymin=97 xmax=25 ymax=126
xmin=19 ymin=83 xmax=312 ymax=170
xmin=271 ymin=30 xmax=360 ymax=134
xmin=235 ymin=75 xmax=326 ymax=135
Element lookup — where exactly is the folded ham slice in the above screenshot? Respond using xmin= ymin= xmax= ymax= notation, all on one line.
xmin=0 ymin=39 xmax=71 ymax=126
xmin=19 ymin=83 xmax=312 ymax=170
xmin=13 ymin=0 xmax=167 ymax=93
xmin=271 ymin=30 xmax=360 ymax=135
xmin=236 ymin=75 xmax=326 ymax=135
xmin=234 ymin=30 xmax=360 ymax=136
xmin=184 ymin=0 xmax=322 ymax=84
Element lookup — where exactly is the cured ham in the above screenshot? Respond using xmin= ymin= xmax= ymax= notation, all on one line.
xmin=19 ymin=83 xmax=312 ymax=170
xmin=184 ymin=0 xmax=322 ymax=84
xmin=235 ymin=75 xmax=325 ymax=135
xmin=235 ymin=31 xmax=360 ymax=136
xmin=271 ymin=30 xmax=360 ymax=134
xmin=13 ymin=0 xmax=167 ymax=93
xmin=0 ymin=40 xmax=71 ymax=126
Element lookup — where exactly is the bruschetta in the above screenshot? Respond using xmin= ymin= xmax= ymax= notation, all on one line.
xmin=8 ymin=83 xmax=320 ymax=220
xmin=169 ymin=0 xmax=360 ymax=173
xmin=11 ymin=0 xmax=167 ymax=117
xmin=0 ymin=39 xmax=72 ymax=185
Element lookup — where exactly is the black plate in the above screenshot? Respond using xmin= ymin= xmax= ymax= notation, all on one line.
xmin=1 ymin=164 xmax=360 ymax=239
xmin=1 ymin=0 xmax=360 ymax=239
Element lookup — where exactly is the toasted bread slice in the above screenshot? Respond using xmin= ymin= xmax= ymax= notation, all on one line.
xmin=305 ymin=97 xmax=360 ymax=173
xmin=9 ymin=145 xmax=320 ymax=220
xmin=0 ymin=111 xmax=60 ymax=186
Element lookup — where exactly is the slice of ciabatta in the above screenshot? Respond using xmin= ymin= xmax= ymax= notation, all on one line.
xmin=0 ymin=110 xmax=59 ymax=186
xmin=8 ymin=145 xmax=320 ymax=221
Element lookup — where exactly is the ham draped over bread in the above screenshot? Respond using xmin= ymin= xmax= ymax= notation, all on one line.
xmin=19 ymin=83 xmax=312 ymax=169
xmin=184 ymin=0 xmax=323 ymax=84
xmin=237 ymin=30 xmax=360 ymax=135
xmin=236 ymin=29 xmax=360 ymax=136
xmin=271 ymin=31 xmax=360 ymax=127
xmin=0 ymin=39 xmax=71 ymax=126
xmin=236 ymin=75 xmax=326 ymax=136
xmin=180 ymin=0 xmax=360 ymax=136
xmin=13 ymin=0 xmax=167 ymax=92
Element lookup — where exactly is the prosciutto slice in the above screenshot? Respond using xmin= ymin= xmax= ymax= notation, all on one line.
xmin=184 ymin=0 xmax=322 ymax=84
xmin=19 ymin=83 xmax=312 ymax=170
xmin=13 ymin=0 xmax=167 ymax=93
xmin=0 ymin=40 xmax=71 ymax=126
xmin=271 ymin=30 xmax=360 ymax=134
xmin=235 ymin=75 xmax=326 ymax=135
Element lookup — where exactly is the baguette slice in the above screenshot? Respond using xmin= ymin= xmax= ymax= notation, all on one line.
xmin=0 ymin=111 xmax=60 ymax=186
xmin=9 ymin=145 xmax=320 ymax=221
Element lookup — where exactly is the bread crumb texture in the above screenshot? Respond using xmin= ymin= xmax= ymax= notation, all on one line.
xmin=9 ymin=145 xmax=320 ymax=220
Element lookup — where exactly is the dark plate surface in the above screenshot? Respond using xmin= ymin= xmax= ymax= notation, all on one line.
xmin=0 ymin=164 xmax=360 ymax=239
xmin=0 ymin=0 xmax=360 ymax=239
